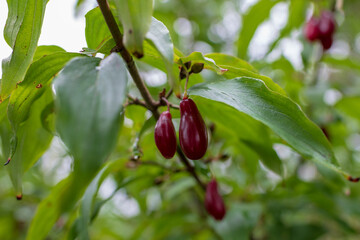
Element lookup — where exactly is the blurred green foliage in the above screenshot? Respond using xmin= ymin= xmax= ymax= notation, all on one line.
xmin=1 ymin=0 xmax=360 ymax=239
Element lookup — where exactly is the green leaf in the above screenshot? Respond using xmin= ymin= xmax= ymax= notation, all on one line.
xmin=28 ymin=54 xmax=129 ymax=239
xmin=85 ymin=7 xmax=112 ymax=50
xmin=236 ymin=0 xmax=280 ymax=59
xmin=78 ymin=159 xmax=124 ymax=240
xmin=146 ymin=18 xmax=178 ymax=95
xmin=335 ymin=96 xmax=360 ymax=122
xmin=189 ymin=77 xmax=347 ymax=177
xmin=1 ymin=0 xmax=48 ymax=98
xmin=27 ymin=174 xmax=85 ymax=240
xmin=322 ymin=56 xmax=360 ymax=72
xmin=205 ymin=53 xmax=257 ymax=73
xmin=5 ymin=52 xmax=79 ymax=194
xmin=204 ymin=53 xmax=286 ymax=95
xmin=53 ymin=53 xmax=128 ymax=185
xmin=33 ymin=45 xmax=66 ymax=61
xmin=194 ymin=98 xmax=282 ymax=176
xmin=111 ymin=0 xmax=154 ymax=57
xmin=6 ymin=88 xmax=53 ymax=196
xmin=210 ymin=203 xmax=262 ymax=240
xmin=8 ymin=52 xmax=83 ymax=131
xmin=0 ymin=99 xmax=11 ymax=164
xmin=0 ymin=90 xmax=53 ymax=196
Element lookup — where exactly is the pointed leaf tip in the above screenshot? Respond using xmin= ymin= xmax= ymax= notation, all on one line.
xmin=347 ymin=176 xmax=360 ymax=183
xmin=4 ymin=158 xmax=11 ymax=166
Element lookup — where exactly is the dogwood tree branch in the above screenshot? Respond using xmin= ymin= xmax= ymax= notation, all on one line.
xmin=97 ymin=0 xmax=206 ymax=190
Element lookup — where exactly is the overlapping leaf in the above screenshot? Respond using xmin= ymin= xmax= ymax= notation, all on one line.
xmin=85 ymin=7 xmax=112 ymax=50
xmin=8 ymin=52 xmax=82 ymax=131
xmin=1 ymin=0 xmax=48 ymax=98
xmin=194 ymin=98 xmax=283 ymax=175
xmin=53 ymin=53 xmax=128 ymax=185
xmin=335 ymin=97 xmax=360 ymax=122
xmin=27 ymin=174 xmax=80 ymax=240
xmin=111 ymin=0 xmax=153 ymax=57
xmin=27 ymin=53 xmax=129 ymax=239
xmin=205 ymin=53 xmax=285 ymax=95
xmin=0 ymin=90 xmax=53 ymax=197
xmin=189 ymin=77 xmax=348 ymax=177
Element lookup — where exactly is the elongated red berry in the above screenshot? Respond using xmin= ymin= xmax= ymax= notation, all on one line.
xmin=154 ymin=111 xmax=177 ymax=159
xmin=304 ymin=17 xmax=320 ymax=42
xmin=320 ymin=35 xmax=333 ymax=50
xmin=179 ymin=98 xmax=208 ymax=160
xmin=205 ymin=179 xmax=226 ymax=221
xmin=318 ymin=11 xmax=336 ymax=37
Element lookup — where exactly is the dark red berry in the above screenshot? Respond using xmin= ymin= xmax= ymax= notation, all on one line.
xmin=320 ymin=35 xmax=333 ymax=50
xmin=305 ymin=17 xmax=320 ymax=42
xmin=318 ymin=11 xmax=336 ymax=37
xmin=205 ymin=179 xmax=226 ymax=221
xmin=179 ymin=98 xmax=208 ymax=160
xmin=154 ymin=111 xmax=177 ymax=159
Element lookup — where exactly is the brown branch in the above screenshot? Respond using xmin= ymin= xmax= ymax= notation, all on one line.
xmin=97 ymin=0 xmax=206 ymax=190
xmin=125 ymin=94 xmax=148 ymax=108
xmin=156 ymin=99 xmax=180 ymax=110
xmin=96 ymin=0 xmax=159 ymax=118
xmin=176 ymin=146 xmax=206 ymax=189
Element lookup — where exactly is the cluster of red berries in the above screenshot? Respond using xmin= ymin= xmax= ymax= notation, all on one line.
xmin=154 ymin=64 xmax=226 ymax=220
xmin=154 ymin=96 xmax=208 ymax=160
xmin=304 ymin=10 xmax=336 ymax=50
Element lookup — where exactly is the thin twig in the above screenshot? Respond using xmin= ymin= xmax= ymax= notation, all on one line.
xmin=183 ymin=72 xmax=190 ymax=99
xmin=97 ymin=0 xmax=206 ymax=190
xmin=176 ymin=146 xmax=206 ymax=189
xmin=125 ymin=94 xmax=148 ymax=108
xmin=157 ymin=97 xmax=180 ymax=110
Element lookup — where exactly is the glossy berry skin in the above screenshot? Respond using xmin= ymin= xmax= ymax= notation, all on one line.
xmin=154 ymin=111 xmax=177 ymax=159
xmin=304 ymin=17 xmax=320 ymax=42
xmin=205 ymin=179 xmax=226 ymax=221
xmin=179 ymin=98 xmax=208 ymax=160
xmin=318 ymin=11 xmax=336 ymax=37
xmin=320 ymin=35 xmax=333 ymax=50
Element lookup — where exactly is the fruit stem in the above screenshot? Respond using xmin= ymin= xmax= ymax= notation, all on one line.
xmin=183 ymin=72 xmax=190 ymax=100
xmin=161 ymin=97 xmax=171 ymax=111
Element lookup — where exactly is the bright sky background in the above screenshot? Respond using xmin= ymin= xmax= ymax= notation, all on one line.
xmin=0 ymin=0 xmax=304 ymax=77
xmin=0 ymin=0 xmax=88 ymax=76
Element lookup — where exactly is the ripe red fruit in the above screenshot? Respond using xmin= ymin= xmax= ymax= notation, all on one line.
xmin=154 ymin=111 xmax=177 ymax=159
xmin=304 ymin=11 xmax=336 ymax=50
xmin=205 ymin=179 xmax=226 ymax=221
xmin=304 ymin=17 xmax=320 ymax=42
xmin=318 ymin=11 xmax=336 ymax=37
xmin=179 ymin=98 xmax=208 ymax=160
xmin=320 ymin=35 xmax=333 ymax=50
